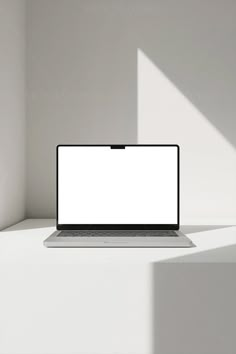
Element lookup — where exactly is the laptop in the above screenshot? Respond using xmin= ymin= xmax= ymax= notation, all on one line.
xmin=44 ymin=144 xmax=193 ymax=247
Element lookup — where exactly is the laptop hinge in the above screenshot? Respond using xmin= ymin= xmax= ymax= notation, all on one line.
xmin=110 ymin=145 xmax=125 ymax=149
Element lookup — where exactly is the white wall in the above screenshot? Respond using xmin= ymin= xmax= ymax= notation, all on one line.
xmin=0 ymin=0 xmax=25 ymax=230
xmin=26 ymin=0 xmax=236 ymax=223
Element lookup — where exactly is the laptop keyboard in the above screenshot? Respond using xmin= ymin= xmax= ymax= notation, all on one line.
xmin=57 ymin=230 xmax=178 ymax=237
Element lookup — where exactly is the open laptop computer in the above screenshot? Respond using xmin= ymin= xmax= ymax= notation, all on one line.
xmin=44 ymin=144 xmax=193 ymax=247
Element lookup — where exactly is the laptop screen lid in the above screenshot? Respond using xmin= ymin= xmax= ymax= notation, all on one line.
xmin=57 ymin=145 xmax=179 ymax=230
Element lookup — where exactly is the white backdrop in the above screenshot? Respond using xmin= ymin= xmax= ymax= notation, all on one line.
xmin=26 ymin=0 xmax=236 ymax=224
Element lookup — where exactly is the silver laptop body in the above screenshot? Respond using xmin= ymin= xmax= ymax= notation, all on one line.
xmin=44 ymin=145 xmax=193 ymax=248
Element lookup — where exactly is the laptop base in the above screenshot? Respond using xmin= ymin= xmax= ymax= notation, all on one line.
xmin=44 ymin=230 xmax=194 ymax=248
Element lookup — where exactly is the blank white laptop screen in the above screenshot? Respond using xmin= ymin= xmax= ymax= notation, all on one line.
xmin=58 ymin=146 xmax=178 ymax=225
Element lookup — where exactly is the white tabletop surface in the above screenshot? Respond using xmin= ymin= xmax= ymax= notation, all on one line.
xmin=1 ymin=219 xmax=236 ymax=354
xmin=1 ymin=219 xmax=236 ymax=263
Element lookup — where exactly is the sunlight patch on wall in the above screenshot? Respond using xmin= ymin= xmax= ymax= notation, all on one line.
xmin=138 ymin=49 xmax=236 ymax=224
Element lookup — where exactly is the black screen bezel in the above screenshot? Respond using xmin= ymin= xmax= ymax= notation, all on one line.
xmin=56 ymin=144 xmax=180 ymax=230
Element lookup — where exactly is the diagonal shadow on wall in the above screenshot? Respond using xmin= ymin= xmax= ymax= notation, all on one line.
xmin=137 ymin=0 xmax=236 ymax=148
